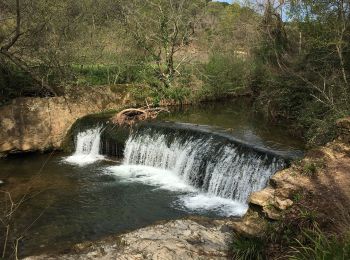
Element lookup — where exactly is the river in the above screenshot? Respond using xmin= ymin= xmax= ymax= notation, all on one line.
xmin=0 ymin=99 xmax=304 ymax=257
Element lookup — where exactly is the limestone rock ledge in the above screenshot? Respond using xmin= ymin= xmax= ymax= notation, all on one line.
xmin=0 ymin=86 xmax=134 ymax=155
xmin=247 ymin=139 xmax=350 ymax=222
xmin=24 ymin=219 xmax=232 ymax=260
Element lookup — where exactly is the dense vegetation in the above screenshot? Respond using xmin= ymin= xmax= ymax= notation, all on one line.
xmin=1 ymin=0 xmax=349 ymax=144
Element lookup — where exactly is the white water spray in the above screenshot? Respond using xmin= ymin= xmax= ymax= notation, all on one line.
xmin=65 ymin=127 xmax=104 ymax=165
xmin=109 ymin=128 xmax=285 ymax=216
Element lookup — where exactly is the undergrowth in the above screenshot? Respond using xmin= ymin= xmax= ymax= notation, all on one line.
xmin=230 ymin=226 xmax=350 ymax=260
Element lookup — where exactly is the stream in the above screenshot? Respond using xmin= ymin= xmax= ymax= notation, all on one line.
xmin=0 ymin=100 xmax=304 ymax=257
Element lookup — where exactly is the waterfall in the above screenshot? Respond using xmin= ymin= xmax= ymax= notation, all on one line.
xmin=122 ymin=128 xmax=285 ymax=203
xmin=65 ymin=127 xmax=104 ymax=165
xmin=67 ymin=123 xmax=289 ymax=216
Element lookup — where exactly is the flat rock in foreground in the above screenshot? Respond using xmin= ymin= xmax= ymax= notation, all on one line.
xmin=24 ymin=219 xmax=231 ymax=260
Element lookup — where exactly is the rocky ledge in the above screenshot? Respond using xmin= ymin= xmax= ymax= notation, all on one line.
xmin=248 ymin=140 xmax=350 ymax=220
xmin=24 ymin=218 xmax=233 ymax=260
xmin=0 ymin=86 xmax=135 ymax=156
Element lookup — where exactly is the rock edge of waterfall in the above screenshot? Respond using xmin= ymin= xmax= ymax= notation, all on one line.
xmin=24 ymin=128 xmax=350 ymax=260
xmin=0 ymin=86 xmax=136 ymax=156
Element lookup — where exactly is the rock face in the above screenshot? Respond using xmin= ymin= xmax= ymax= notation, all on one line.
xmin=24 ymin=219 xmax=231 ymax=260
xmin=248 ymin=168 xmax=299 ymax=220
xmin=0 ymin=86 xmax=133 ymax=155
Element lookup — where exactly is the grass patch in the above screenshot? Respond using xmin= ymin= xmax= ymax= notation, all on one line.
xmin=289 ymin=227 xmax=350 ymax=260
xmin=71 ymin=63 xmax=147 ymax=86
xmin=229 ymin=233 xmax=267 ymax=260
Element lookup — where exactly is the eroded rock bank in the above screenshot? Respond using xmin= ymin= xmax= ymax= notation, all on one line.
xmin=246 ymin=117 xmax=350 ymax=223
xmin=0 ymin=86 xmax=134 ymax=156
xmin=228 ymin=119 xmax=350 ymax=258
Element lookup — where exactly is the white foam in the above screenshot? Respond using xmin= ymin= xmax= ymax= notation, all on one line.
xmin=123 ymin=130 xmax=283 ymax=203
xmin=108 ymin=165 xmax=196 ymax=192
xmin=65 ymin=154 xmax=105 ymax=166
xmin=107 ymin=164 xmax=248 ymax=217
xmin=179 ymin=193 xmax=248 ymax=217
xmin=64 ymin=127 xmax=104 ymax=166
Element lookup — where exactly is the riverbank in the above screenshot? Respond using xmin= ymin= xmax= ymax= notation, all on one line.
xmin=230 ymin=140 xmax=350 ymax=259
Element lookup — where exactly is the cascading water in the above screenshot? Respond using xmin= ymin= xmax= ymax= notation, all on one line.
xmin=65 ymin=126 xmax=104 ymax=165
xmin=108 ymin=125 xmax=287 ymax=216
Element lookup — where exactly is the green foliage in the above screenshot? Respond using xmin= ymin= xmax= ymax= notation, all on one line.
xmin=253 ymin=0 xmax=350 ymax=146
xmin=302 ymin=163 xmax=317 ymax=176
xmin=292 ymin=192 xmax=303 ymax=203
xmin=0 ymin=0 xmax=348 ymax=149
xmin=0 ymin=61 xmax=36 ymax=105
xmin=299 ymin=209 xmax=318 ymax=225
xmin=128 ymin=85 xmax=157 ymax=104
xmin=289 ymin=228 xmax=350 ymax=260
xmin=301 ymin=115 xmax=339 ymax=148
xmin=230 ymin=203 xmax=350 ymax=260
xmin=296 ymin=158 xmax=326 ymax=176
xmin=72 ymin=63 xmax=146 ymax=86
xmin=252 ymin=57 xmax=345 ymax=146
xmin=200 ymin=53 xmax=250 ymax=98
xmin=230 ymin=233 xmax=267 ymax=260
xmin=162 ymin=86 xmax=191 ymax=102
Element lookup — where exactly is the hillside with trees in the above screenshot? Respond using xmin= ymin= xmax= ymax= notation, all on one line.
xmin=0 ymin=0 xmax=349 ymax=143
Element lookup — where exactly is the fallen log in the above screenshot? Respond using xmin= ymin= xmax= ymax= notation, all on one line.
xmin=111 ymin=107 xmax=169 ymax=126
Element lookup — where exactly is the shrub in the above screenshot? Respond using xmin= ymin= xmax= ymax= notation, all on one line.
xmin=302 ymin=163 xmax=317 ymax=176
xmin=229 ymin=233 xmax=267 ymax=260
xmin=289 ymin=227 xmax=350 ymax=260
xmin=0 ymin=61 xmax=36 ymax=105
xmin=199 ymin=53 xmax=251 ymax=98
